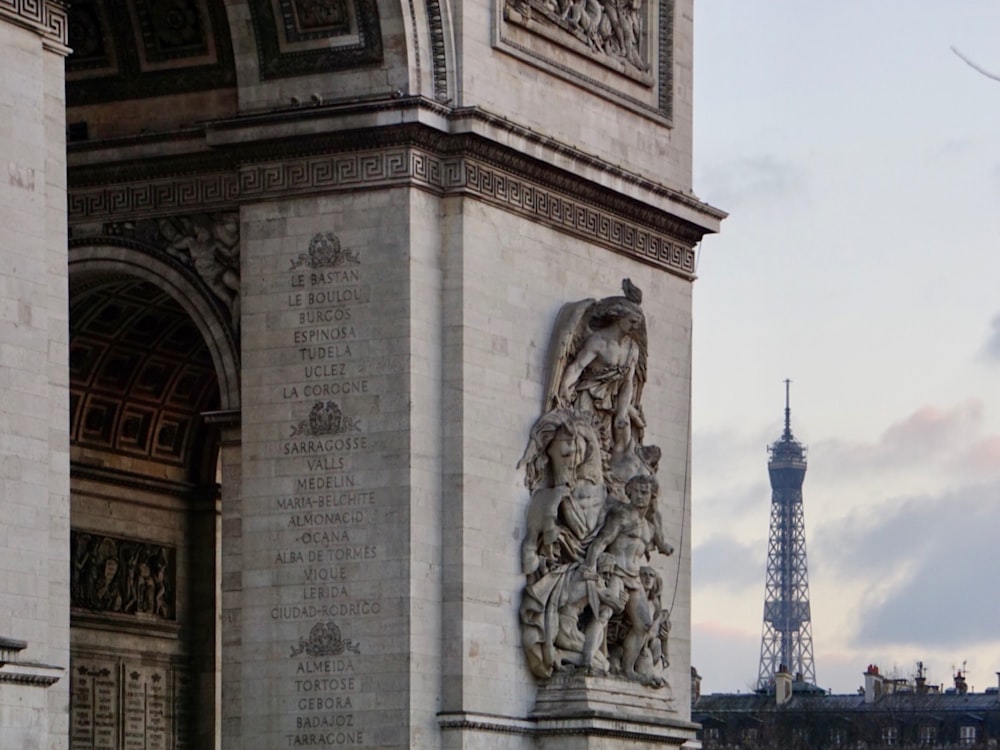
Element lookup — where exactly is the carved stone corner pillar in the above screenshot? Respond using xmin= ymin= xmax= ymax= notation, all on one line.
xmin=531 ymin=673 xmax=698 ymax=749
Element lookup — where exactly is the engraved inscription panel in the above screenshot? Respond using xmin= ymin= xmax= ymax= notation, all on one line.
xmin=71 ymin=660 xmax=119 ymax=750
xmin=71 ymin=655 xmax=186 ymax=750
xmin=243 ymin=228 xmax=408 ymax=748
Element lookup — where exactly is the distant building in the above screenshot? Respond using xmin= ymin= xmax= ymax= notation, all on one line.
xmin=693 ymin=664 xmax=1000 ymax=748
xmin=756 ymin=383 xmax=817 ymax=692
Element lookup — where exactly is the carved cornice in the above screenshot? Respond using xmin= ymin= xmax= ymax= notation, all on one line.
xmin=0 ymin=0 xmax=69 ymax=52
xmin=69 ymin=100 xmax=722 ymax=223
xmin=436 ymin=712 xmax=696 ymax=743
xmin=70 ymin=463 xmax=204 ymax=498
xmin=68 ymin=113 xmax=721 ymax=278
xmin=0 ymin=664 xmax=63 ymax=687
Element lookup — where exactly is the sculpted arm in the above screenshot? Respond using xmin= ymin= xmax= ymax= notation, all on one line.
xmin=558 ymin=342 xmax=599 ymax=406
xmin=583 ymin=510 xmax=624 ymax=572
xmin=650 ymin=511 xmax=674 ymax=557
xmin=616 ymin=360 xmax=636 ymax=422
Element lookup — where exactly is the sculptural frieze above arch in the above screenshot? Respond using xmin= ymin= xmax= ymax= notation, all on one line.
xmin=505 ymin=0 xmax=650 ymax=75
xmin=518 ymin=279 xmax=673 ymax=689
xmin=497 ymin=0 xmax=673 ymax=118
xmin=75 ymin=212 xmax=241 ymax=334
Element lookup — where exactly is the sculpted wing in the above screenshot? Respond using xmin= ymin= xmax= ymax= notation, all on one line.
xmin=542 ymin=298 xmax=595 ymax=411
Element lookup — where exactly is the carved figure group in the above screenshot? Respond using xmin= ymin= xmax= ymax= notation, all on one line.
xmin=518 ymin=0 xmax=648 ymax=72
xmin=72 ymin=533 xmax=172 ymax=619
xmin=519 ymin=280 xmax=672 ymax=688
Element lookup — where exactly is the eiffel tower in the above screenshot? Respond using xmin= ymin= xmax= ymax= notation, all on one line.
xmin=756 ymin=380 xmax=817 ymax=691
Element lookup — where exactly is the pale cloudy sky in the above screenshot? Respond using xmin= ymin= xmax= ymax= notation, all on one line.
xmin=690 ymin=1 xmax=1000 ymax=696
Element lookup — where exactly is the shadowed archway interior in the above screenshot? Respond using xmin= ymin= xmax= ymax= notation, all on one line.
xmin=70 ymin=277 xmax=220 ymax=483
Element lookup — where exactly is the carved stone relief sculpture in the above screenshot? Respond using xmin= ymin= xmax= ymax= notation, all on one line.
xmin=82 ymin=211 xmax=242 ymax=333
xmin=505 ymin=0 xmax=649 ymax=73
xmin=519 ymin=279 xmax=672 ymax=688
xmin=159 ymin=213 xmax=240 ymax=329
xmin=71 ymin=531 xmax=175 ymax=620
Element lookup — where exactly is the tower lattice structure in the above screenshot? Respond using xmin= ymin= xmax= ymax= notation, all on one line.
xmin=756 ymin=381 xmax=816 ymax=691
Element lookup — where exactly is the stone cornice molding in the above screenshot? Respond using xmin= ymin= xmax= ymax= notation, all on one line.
xmin=0 ymin=639 xmax=63 ymax=687
xmin=436 ymin=711 xmax=698 ymax=744
xmin=68 ymin=102 xmax=724 ymax=278
xmin=70 ymin=463 xmax=210 ymax=500
xmin=0 ymin=0 xmax=69 ymax=54
xmin=0 ymin=663 xmax=63 ymax=687
xmin=70 ymin=98 xmax=723 ymax=223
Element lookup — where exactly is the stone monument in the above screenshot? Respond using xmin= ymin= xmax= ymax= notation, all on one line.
xmin=0 ymin=0 xmax=723 ymax=748
xmin=514 ymin=280 xmax=694 ymax=746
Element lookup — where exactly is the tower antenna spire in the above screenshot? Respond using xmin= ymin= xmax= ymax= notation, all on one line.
xmin=783 ymin=378 xmax=792 ymax=439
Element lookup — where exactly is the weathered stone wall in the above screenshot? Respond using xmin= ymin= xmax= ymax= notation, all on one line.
xmin=0 ymin=6 xmax=71 ymax=749
xmin=225 ymin=174 xmax=695 ymax=748
xmin=439 ymin=198 xmax=694 ymax=728
xmin=54 ymin=0 xmax=718 ymax=746
xmin=235 ymin=186 xmax=435 ymax=748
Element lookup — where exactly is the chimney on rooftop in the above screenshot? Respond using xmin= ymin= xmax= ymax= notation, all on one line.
xmin=915 ymin=661 xmax=928 ymax=695
xmin=775 ymin=665 xmax=792 ymax=707
xmin=864 ymin=664 xmax=883 ymax=704
xmin=955 ymin=669 xmax=968 ymax=696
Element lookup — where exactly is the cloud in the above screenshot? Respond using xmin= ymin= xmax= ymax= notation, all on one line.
xmin=810 ymin=401 xmax=985 ymax=479
xmin=693 ymin=534 xmax=763 ymax=592
xmin=953 ymin=436 xmax=1000 ymax=475
xmin=696 ymin=480 xmax=770 ymax=523
xmin=692 ymin=620 xmax=762 ymax=694
xmin=695 ymin=400 xmax=1000 ymax=691
xmin=809 ymin=479 xmax=1000 ymax=649
xmin=697 ymin=154 xmax=808 ymax=212
xmin=978 ymin=312 xmax=1000 ymax=362
xmin=693 ymin=425 xmax=776 ymax=519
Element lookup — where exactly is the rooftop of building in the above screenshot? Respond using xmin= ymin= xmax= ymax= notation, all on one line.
xmin=694 ymin=663 xmax=999 ymax=716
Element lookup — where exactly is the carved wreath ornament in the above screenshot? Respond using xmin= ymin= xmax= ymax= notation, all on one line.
xmin=290 ymin=400 xmax=361 ymax=437
xmin=290 ymin=232 xmax=360 ymax=270
xmin=290 ymin=621 xmax=361 ymax=658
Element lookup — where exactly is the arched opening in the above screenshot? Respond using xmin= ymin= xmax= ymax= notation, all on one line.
xmin=67 ymin=261 xmax=232 ymax=749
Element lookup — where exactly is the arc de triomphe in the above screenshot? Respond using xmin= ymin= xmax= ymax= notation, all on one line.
xmin=0 ymin=0 xmax=722 ymax=747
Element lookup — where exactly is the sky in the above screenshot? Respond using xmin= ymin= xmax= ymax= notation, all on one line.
xmin=690 ymin=1 xmax=1000 ymax=696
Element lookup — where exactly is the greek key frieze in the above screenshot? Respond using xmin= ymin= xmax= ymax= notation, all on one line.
xmin=69 ymin=146 xmax=696 ymax=276
xmin=0 ymin=0 xmax=69 ymax=47
xmin=68 ymin=173 xmax=240 ymax=222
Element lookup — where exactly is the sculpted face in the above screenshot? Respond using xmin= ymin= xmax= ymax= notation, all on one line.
xmin=547 ymin=427 xmax=580 ymax=485
xmin=627 ymin=480 xmax=653 ymax=510
xmin=640 ymin=568 xmax=656 ymax=592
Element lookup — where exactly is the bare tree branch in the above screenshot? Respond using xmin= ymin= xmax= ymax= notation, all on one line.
xmin=951 ymin=45 xmax=1000 ymax=83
